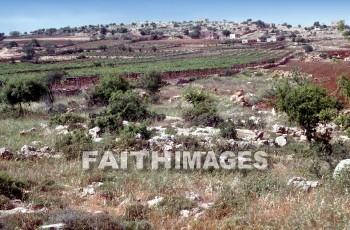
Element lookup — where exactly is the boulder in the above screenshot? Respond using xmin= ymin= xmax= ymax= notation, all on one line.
xmin=275 ymin=136 xmax=287 ymax=147
xmin=0 ymin=147 xmax=13 ymax=159
xmin=272 ymin=124 xmax=286 ymax=134
xmin=333 ymin=159 xmax=350 ymax=179
xmin=55 ymin=125 xmax=69 ymax=135
xmin=20 ymin=145 xmax=37 ymax=155
xmin=89 ymin=126 xmax=102 ymax=139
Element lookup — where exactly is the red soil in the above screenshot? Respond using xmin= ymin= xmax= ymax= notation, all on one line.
xmin=272 ymin=60 xmax=350 ymax=93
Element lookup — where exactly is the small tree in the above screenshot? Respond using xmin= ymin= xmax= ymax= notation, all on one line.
xmin=98 ymin=45 xmax=108 ymax=52
xmin=9 ymin=31 xmax=20 ymax=37
xmin=338 ymin=20 xmax=345 ymax=32
xmin=100 ymin=27 xmax=108 ymax=35
xmin=22 ymin=43 xmax=36 ymax=60
xmin=5 ymin=41 xmax=18 ymax=49
xmin=139 ymin=71 xmax=165 ymax=94
xmin=222 ymin=30 xmax=231 ymax=37
xmin=44 ymin=70 xmax=66 ymax=106
xmin=276 ymin=82 xmax=338 ymax=141
xmin=1 ymin=78 xmax=48 ymax=110
xmin=189 ymin=30 xmax=201 ymax=39
xmin=302 ymin=44 xmax=313 ymax=53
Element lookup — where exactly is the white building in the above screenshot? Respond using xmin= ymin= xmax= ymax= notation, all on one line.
xmin=266 ymin=37 xmax=277 ymax=43
xmin=229 ymin=33 xmax=241 ymax=39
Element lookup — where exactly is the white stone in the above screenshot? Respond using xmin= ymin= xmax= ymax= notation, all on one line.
xmin=275 ymin=136 xmax=287 ymax=147
xmin=39 ymin=223 xmax=64 ymax=229
xmin=147 ymin=196 xmax=164 ymax=207
xmin=20 ymin=145 xmax=37 ymax=155
xmin=180 ymin=209 xmax=191 ymax=218
xmin=333 ymin=159 xmax=350 ymax=179
xmin=185 ymin=192 xmax=203 ymax=202
xmin=287 ymin=177 xmax=320 ymax=191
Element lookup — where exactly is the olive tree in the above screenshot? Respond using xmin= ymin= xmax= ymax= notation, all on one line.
xmin=1 ymin=78 xmax=48 ymax=110
xmin=276 ymin=82 xmax=338 ymax=141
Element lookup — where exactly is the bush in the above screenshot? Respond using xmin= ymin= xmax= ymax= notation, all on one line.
xmin=115 ymin=123 xmax=151 ymax=150
xmin=159 ymin=196 xmax=197 ymax=215
xmin=1 ymin=78 xmax=48 ymax=108
xmin=50 ymin=113 xmax=86 ymax=127
xmin=49 ymin=209 xmax=124 ymax=230
xmin=318 ymin=108 xmax=338 ymax=123
xmin=0 ymin=195 xmax=10 ymax=210
xmin=55 ymin=130 xmax=93 ymax=160
xmin=108 ymin=91 xmax=149 ymax=122
xmin=183 ymin=101 xmax=216 ymax=120
xmin=139 ymin=71 xmax=165 ymax=94
xmin=89 ymin=113 xmax=122 ymax=134
xmin=303 ymin=44 xmax=313 ymax=53
xmin=276 ymin=82 xmax=338 ymax=141
xmin=190 ymin=112 xmax=223 ymax=127
xmin=0 ymin=172 xmax=27 ymax=199
xmin=208 ymin=186 xmax=246 ymax=219
xmin=124 ymin=204 xmax=150 ymax=221
xmin=241 ymin=172 xmax=283 ymax=198
xmin=219 ymin=120 xmax=237 ymax=139
xmin=334 ymin=114 xmax=350 ymax=136
xmin=182 ymin=86 xmax=212 ymax=105
xmin=88 ymin=75 xmax=131 ymax=105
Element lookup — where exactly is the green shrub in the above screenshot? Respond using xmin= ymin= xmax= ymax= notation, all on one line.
xmin=89 ymin=113 xmax=122 ymax=134
xmin=0 ymin=213 xmax=44 ymax=230
xmin=164 ymin=125 xmax=177 ymax=135
xmin=50 ymin=113 xmax=86 ymax=127
xmin=49 ymin=209 xmax=124 ymax=230
xmin=0 ymin=172 xmax=27 ymax=199
xmin=182 ymin=102 xmax=216 ymax=122
xmin=159 ymin=196 xmax=197 ymax=215
xmin=88 ymin=74 xmax=131 ymax=105
xmin=318 ymin=108 xmax=338 ymax=123
xmin=115 ymin=123 xmax=151 ymax=150
xmin=139 ymin=71 xmax=165 ymax=94
xmin=208 ymin=186 xmax=246 ymax=219
xmin=1 ymin=77 xmax=48 ymax=108
xmin=276 ymin=82 xmax=338 ymax=141
xmin=219 ymin=120 xmax=237 ymax=139
xmin=182 ymin=86 xmax=213 ymax=105
xmin=0 ymin=195 xmax=10 ymax=210
xmin=123 ymin=220 xmax=152 ymax=230
xmin=334 ymin=114 xmax=350 ymax=136
xmin=55 ymin=130 xmax=93 ymax=160
xmin=190 ymin=112 xmax=223 ymax=127
xmin=124 ymin=204 xmax=150 ymax=221
xmin=108 ymin=91 xmax=149 ymax=122
xmin=241 ymin=172 xmax=283 ymax=198
xmin=174 ymin=135 xmax=202 ymax=151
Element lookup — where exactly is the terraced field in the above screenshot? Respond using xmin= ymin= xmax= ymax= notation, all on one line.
xmin=0 ymin=49 xmax=291 ymax=81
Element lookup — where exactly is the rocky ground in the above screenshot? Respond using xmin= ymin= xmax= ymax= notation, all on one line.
xmin=1 ymin=68 xmax=350 ymax=229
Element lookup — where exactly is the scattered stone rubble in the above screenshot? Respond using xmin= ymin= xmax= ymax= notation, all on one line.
xmin=287 ymin=177 xmax=320 ymax=191
xmin=230 ymin=89 xmax=249 ymax=106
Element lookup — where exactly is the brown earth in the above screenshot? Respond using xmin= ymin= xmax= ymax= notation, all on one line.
xmin=272 ymin=60 xmax=350 ymax=93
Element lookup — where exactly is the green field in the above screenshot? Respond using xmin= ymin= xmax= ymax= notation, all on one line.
xmin=0 ymin=49 xmax=291 ymax=80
